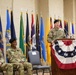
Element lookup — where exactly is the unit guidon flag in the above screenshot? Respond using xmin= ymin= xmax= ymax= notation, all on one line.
xmin=52 ymin=40 xmax=76 ymax=69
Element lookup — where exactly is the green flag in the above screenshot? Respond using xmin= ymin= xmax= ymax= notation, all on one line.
xmin=19 ymin=13 xmax=25 ymax=54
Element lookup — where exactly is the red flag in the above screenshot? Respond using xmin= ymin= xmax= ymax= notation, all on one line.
xmin=31 ymin=14 xmax=36 ymax=49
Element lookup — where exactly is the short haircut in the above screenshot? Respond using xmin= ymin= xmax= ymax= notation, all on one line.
xmin=54 ymin=19 xmax=60 ymax=24
xmin=9 ymin=38 xmax=16 ymax=43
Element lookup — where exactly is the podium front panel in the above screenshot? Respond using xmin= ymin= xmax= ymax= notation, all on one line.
xmin=51 ymin=39 xmax=76 ymax=75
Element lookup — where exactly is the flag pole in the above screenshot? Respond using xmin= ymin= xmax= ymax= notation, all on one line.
xmin=12 ymin=0 xmax=14 ymax=11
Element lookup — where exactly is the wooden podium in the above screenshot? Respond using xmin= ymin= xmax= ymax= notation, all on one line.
xmin=51 ymin=39 xmax=76 ymax=75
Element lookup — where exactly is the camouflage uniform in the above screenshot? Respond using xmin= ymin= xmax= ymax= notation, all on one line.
xmin=7 ymin=47 xmax=32 ymax=75
xmin=47 ymin=28 xmax=66 ymax=43
xmin=0 ymin=50 xmax=13 ymax=75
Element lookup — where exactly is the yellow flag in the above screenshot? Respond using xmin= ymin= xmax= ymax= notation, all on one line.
xmin=45 ymin=18 xmax=51 ymax=65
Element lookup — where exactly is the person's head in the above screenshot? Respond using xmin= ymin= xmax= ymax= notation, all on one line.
xmin=54 ymin=19 xmax=60 ymax=29
xmin=9 ymin=38 xmax=17 ymax=48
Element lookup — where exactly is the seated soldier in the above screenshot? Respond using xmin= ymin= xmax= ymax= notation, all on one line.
xmin=0 ymin=49 xmax=13 ymax=75
xmin=6 ymin=38 xmax=32 ymax=75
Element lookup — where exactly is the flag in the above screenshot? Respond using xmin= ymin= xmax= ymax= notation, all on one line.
xmin=64 ymin=21 xmax=68 ymax=37
xmin=52 ymin=40 xmax=76 ymax=69
xmin=70 ymin=23 xmax=75 ymax=38
xmin=50 ymin=17 xmax=53 ymax=29
xmin=60 ymin=19 xmax=62 ymax=28
xmin=26 ymin=13 xmax=30 ymax=59
xmin=45 ymin=18 xmax=51 ymax=65
xmin=72 ymin=23 xmax=74 ymax=34
xmin=31 ymin=14 xmax=36 ymax=50
xmin=10 ymin=11 xmax=16 ymax=38
xmin=0 ymin=17 xmax=4 ymax=50
xmin=36 ymin=14 xmax=41 ymax=58
xmin=19 ymin=13 xmax=25 ymax=54
xmin=5 ymin=10 xmax=11 ymax=50
xmin=40 ymin=17 xmax=46 ymax=61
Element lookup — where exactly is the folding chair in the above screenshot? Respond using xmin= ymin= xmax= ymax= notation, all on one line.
xmin=28 ymin=50 xmax=51 ymax=75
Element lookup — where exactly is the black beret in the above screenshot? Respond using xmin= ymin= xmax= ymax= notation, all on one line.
xmin=54 ymin=19 xmax=60 ymax=24
xmin=9 ymin=38 xmax=16 ymax=43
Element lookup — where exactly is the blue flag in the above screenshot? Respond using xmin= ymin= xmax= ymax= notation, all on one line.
xmin=0 ymin=17 xmax=4 ymax=50
xmin=10 ymin=11 xmax=16 ymax=38
xmin=40 ymin=17 xmax=46 ymax=61
xmin=72 ymin=23 xmax=74 ymax=34
xmin=5 ymin=10 xmax=11 ymax=50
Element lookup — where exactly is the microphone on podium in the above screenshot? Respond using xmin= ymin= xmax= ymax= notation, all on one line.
xmin=64 ymin=28 xmax=74 ymax=39
xmin=64 ymin=28 xmax=69 ymax=38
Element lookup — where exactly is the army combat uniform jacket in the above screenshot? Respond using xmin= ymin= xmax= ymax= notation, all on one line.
xmin=47 ymin=28 xmax=66 ymax=43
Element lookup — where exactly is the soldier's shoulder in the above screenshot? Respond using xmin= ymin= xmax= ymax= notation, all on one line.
xmin=16 ymin=47 xmax=22 ymax=51
xmin=49 ymin=28 xmax=54 ymax=32
xmin=51 ymin=28 xmax=55 ymax=30
xmin=48 ymin=29 xmax=54 ymax=35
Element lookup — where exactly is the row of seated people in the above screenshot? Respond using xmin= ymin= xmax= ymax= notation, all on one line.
xmin=0 ymin=38 xmax=32 ymax=75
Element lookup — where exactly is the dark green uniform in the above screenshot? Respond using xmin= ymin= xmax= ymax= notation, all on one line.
xmin=0 ymin=50 xmax=13 ymax=75
xmin=7 ymin=47 xmax=32 ymax=75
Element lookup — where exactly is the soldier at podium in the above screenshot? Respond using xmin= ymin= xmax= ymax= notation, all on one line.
xmin=47 ymin=19 xmax=66 ymax=44
xmin=47 ymin=19 xmax=76 ymax=75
